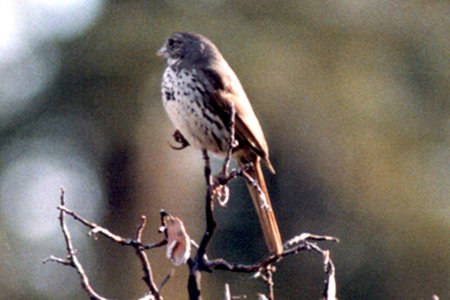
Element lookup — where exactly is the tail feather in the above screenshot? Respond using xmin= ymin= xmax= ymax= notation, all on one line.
xmin=239 ymin=158 xmax=283 ymax=256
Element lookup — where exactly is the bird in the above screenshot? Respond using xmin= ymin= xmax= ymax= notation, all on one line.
xmin=157 ymin=32 xmax=283 ymax=256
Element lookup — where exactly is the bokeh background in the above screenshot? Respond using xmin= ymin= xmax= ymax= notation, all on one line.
xmin=0 ymin=1 xmax=448 ymax=299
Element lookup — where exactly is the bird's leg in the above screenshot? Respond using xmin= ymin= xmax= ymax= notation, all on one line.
xmin=169 ymin=129 xmax=190 ymax=150
xmin=212 ymin=105 xmax=237 ymax=207
xmin=202 ymin=149 xmax=212 ymax=186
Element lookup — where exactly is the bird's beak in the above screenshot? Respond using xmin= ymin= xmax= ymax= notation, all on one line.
xmin=156 ymin=46 xmax=168 ymax=58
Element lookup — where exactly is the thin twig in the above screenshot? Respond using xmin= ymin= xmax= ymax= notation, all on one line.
xmin=266 ymin=266 xmax=274 ymax=300
xmin=134 ymin=216 xmax=162 ymax=300
xmin=58 ymin=205 xmax=167 ymax=250
xmin=203 ymin=238 xmax=328 ymax=272
xmin=201 ymin=236 xmax=338 ymax=300
xmin=256 ymin=265 xmax=275 ymax=300
xmin=224 ymin=284 xmax=248 ymax=300
xmin=197 ymin=150 xmax=216 ymax=261
xmin=46 ymin=189 xmax=166 ymax=300
xmin=187 ymin=150 xmax=216 ymax=299
xmin=241 ymin=170 xmax=269 ymax=208
xmin=284 ymin=233 xmax=339 ymax=247
xmin=187 ymin=258 xmax=202 ymax=300
xmin=159 ymin=269 xmax=175 ymax=290
xmin=202 ymin=149 xmax=212 ymax=186
xmin=225 ymin=283 xmax=231 ymax=300
xmin=322 ymin=250 xmax=337 ymax=300
xmin=43 ymin=188 xmax=107 ymax=300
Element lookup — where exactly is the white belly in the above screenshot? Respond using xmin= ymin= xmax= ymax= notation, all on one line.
xmin=161 ymin=67 xmax=230 ymax=155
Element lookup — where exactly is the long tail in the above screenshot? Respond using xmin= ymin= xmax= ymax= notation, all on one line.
xmin=239 ymin=157 xmax=283 ymax=256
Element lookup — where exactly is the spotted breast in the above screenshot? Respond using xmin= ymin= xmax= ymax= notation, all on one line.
xmin=161 ymin=66 xmax=231 ymax=155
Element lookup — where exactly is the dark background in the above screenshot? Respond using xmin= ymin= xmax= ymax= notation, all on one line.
xmin=0 ymin=1 xmax=448 ymax=299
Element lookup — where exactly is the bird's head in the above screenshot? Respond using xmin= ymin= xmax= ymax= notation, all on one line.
xmin=157 ymin=32 xmax=219 ymax=66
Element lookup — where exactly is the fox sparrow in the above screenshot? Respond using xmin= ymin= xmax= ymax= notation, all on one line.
xmin=157 ymin=32 xmax=283 ymax=255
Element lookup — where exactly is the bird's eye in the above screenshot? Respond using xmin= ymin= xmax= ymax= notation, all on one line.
xmin=167 ymin=38 xmax=181 ymax=49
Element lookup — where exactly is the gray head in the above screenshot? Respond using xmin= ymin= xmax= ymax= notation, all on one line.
xmin=157 ymin=32 xmax=222 ymax=67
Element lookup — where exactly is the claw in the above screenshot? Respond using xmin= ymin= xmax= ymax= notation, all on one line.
xmin=212 ymin=184 xmax=230 ymax=207
xmin=168 ymin=130 xmax=190 ymax=150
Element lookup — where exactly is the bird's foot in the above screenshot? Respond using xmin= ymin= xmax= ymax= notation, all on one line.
xmin=169 ymin=130 xmax=190 ymax=150
xmin=211 ymin=177 xmax=230 ymax=207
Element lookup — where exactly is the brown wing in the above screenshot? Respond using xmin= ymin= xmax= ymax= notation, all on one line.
xmin=198 ymin=67 xmax=275 ymax=173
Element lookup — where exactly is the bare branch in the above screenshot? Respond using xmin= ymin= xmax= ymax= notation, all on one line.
xmin=133 ymin=216 xmax=161 ymax=299
xmin=241 ymin=170 xmax=269 ymax=208
xmin=187 ymin=150 xmax=216 ymax=299
xmin=159 ymin=269 xmax=175 ymax=290
xmin=58 ymin=205 xmax=168 ymax=250
xmin=46 ymin=189 xmax=166 ymax=300
xmin=224 ymin=284 xmax=247 ymax=300
xmin=322 ymin=251 xmax=337 ymax=300
xmin=256 ymin=265 xmax=275 ymax=300
xmin=187 ymin=258 xmax=202 ymax=300
xmin=197 ymin=150 xmax=216 ymax=260
xmin=43 ymin=188 xmax=108 ymax=300
xmin=284 ymin=233 xmax=339 ymax=247
xmin=225 ymin=283 xmax=231 ymax=300
xmin=47 ymin=102 xmax=340 ymax=299
xmin=201 ymin=235 xmax=338 ymax=299
xmin=185 ymin=116 xmax=340 ymax=299
xmin=42 ymin=255 xmax=72 ymax=266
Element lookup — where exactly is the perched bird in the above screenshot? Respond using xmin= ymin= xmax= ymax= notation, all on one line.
xmin=157 ymin=32 xmax=282 ymax=255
